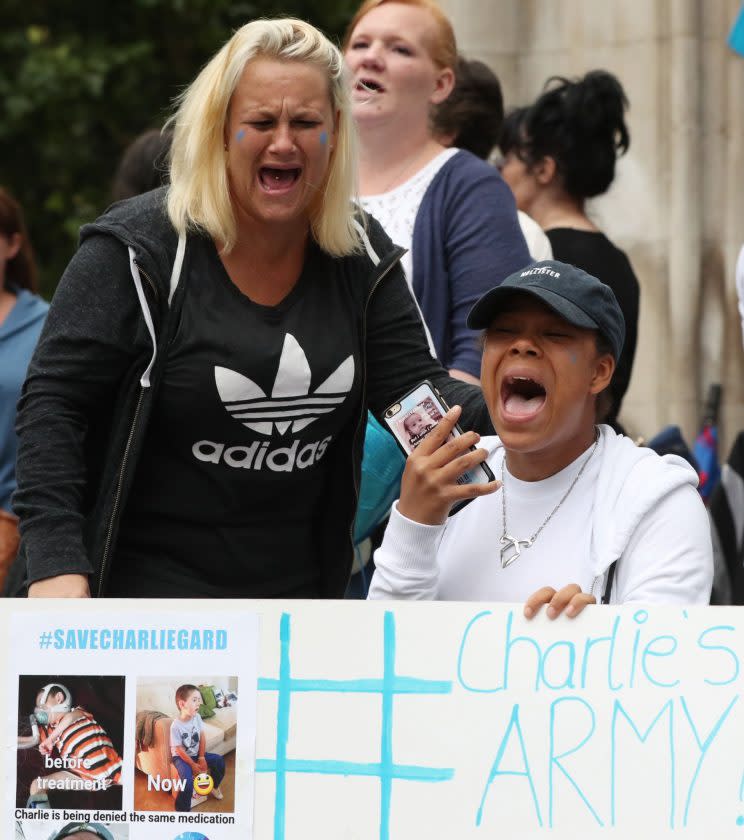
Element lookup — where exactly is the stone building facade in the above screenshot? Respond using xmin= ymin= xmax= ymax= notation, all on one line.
xmin=440 ymin=0 xmax=744 ymax=452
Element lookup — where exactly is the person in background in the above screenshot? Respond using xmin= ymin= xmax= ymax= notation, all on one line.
xmin=0 ymin=187 xmax=48 ymax=589
xmin=344 ymin=0 xmax=530 ymax=385
xmin=498 ymin=70 xmax=639 ymax=430
xmin=430 ymin=54 xmax=552 ymax=262
xmin=111 ymin=128 xmax=173 ymax=202
xmin=343 ymin=0 xmax=528 ymax=597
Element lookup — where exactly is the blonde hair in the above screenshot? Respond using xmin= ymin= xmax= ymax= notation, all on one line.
xmin=167 ymin=18 xmax=361 ymax=257
xmin=344 ymin=0 xmax=457 ymax=70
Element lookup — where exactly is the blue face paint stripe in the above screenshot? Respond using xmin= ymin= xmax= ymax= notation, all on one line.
xmin=320 ymin=130 xmax=328 ymax=146
xmin=236 ymin=128 xmax=245 ymax=142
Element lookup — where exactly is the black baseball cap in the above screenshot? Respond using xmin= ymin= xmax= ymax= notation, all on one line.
xmin=467 ymin=260 xmax=625 ymax=360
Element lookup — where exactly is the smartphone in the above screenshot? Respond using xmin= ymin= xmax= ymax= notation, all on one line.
xmin=382 ymin=381 xmax=495 ymax=490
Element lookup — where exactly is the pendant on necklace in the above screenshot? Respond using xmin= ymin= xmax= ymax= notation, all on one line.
xmin=499 ymin=533 xmax=533 ymax=569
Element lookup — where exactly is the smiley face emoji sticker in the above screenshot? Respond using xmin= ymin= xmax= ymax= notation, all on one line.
xmin=193 ymin=772 xmax=214 ymax=796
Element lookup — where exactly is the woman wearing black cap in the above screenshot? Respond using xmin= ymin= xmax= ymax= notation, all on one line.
xmin=498 ymin=70 xmax=640 ymax=431
xmin=368 ymin=261 xmax=712 ymax=612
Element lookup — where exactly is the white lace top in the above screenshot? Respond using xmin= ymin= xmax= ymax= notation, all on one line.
xmin=360 ymin=148 xmax=458 ymax=359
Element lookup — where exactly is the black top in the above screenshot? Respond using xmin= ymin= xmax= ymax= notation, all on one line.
xmin=110 ymin=237 xmax=360 ymax=598
xmin=545 ymin=228 xmax=640 ymax=427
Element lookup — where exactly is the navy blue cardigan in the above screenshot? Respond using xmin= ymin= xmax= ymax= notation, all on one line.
xmin=412 ymin=150 xmax=531 ymax=378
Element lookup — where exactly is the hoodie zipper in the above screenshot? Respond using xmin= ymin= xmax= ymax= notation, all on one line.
xmin=96 ymin=258 xmax=160 ymax=596
xmin=134 ymin=260 xmax=158 ymax=301
xmin=346 ymin=249 xmax=405 ymax=589
xmin=97 ymin=388 xmax=146 ymax=595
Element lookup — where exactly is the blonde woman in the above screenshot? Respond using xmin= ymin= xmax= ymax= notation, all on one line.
xmin=11 ymin=18 xmax=493 ymax=599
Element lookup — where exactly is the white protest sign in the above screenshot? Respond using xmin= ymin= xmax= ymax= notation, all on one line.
xmin=2 ymin=600 xmax=743 ymax=839
xmin=7 ymin=606 xmax=258 ymax=840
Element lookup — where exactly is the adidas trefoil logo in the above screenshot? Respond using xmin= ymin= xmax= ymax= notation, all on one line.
xmin=215 ymin=333 xmax=354 ymax=436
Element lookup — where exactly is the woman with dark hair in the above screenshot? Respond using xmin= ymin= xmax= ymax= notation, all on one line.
xmin=430 ymin=55 xmax=503 ymax=160
xmin=430 ymin=54 xmax=552 ymax=262
xmin=0 ymin=186 xmax=47 ymax=585
xmin=498 ymin=70 xmax=640 ymax=430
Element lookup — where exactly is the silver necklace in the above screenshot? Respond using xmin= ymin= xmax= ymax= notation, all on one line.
xmin=499 ymin=430 xmax=600 ymax=569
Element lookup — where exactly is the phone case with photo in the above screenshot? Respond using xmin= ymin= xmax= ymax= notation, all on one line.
xmin=382 ymin=381 xmax=495 ymax=489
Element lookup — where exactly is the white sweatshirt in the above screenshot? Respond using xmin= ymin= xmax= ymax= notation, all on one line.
xmin=368 ymin=426 xmax=713 ymax=605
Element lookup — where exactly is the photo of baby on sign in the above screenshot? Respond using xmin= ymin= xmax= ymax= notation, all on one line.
xmin=16 ymin=675 xmax=124 ymax=812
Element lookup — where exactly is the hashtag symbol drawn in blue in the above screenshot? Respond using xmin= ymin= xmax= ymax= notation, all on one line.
xmin=38 ymin=631 xmax=53 ymax=649
xmin=257 ymin=611 xmax=454 ymax=840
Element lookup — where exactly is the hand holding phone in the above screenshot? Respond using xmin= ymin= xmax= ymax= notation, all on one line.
xmin=394 ymin=403 xmax=501 ymax=526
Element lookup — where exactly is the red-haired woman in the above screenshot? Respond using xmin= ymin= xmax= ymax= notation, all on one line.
xmin=345 ymin=0 xmax=529 ymax=385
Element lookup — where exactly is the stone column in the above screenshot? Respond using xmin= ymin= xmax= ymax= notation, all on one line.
xmin=667 ymin=0 xmax=702 ymax=436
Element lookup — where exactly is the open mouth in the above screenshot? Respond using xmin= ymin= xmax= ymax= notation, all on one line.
xmin=258 ymin=167 xmax=301 ymax=193
xmin=501 ymin=374 xmax=547 ymax=419
xmin=356 ymin=78 xmax=385 ymax=94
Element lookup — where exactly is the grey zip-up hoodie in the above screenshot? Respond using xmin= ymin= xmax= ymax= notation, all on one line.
xmin=9 ymin=188 xmax=490 ymax=597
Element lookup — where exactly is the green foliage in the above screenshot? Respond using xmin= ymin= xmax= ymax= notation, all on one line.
xmin=0 ymin=0 xmax=357 ymax=296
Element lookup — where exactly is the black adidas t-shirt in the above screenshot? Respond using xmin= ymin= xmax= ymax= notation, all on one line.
xmin=109 ymin=237 xmax=360 ymax=597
